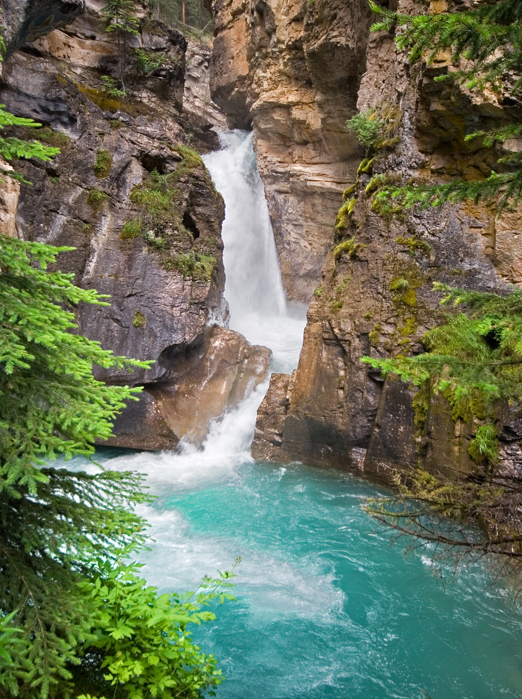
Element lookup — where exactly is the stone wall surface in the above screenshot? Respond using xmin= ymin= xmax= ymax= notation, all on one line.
xmin=1 ymin=0 xmax=270 ymax=449
xmin=238 ymin=0 xmax=522 ymax=481
xmin=209 ymin=0 xmax=372 ymax=301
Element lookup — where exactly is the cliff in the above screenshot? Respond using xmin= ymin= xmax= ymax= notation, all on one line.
xmin=0 ymin=0 xmax=270 ymax=450
xmin=208 ymin=0 xmax=522 ymax=481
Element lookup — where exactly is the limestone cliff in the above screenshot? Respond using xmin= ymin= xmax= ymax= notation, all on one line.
xmin=0 ymin=0 xmax=270 ymax=449
xmin=210 ymin=0 xmax=371 ymax=301
xmin=209 ymin=0 xmax=522 ymax=480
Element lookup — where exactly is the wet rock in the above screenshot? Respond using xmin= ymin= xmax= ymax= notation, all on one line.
xmin=2 ymin=0 xmax=235 ymax=449
xmin=105 ymin=326 xmax=271 ymax=450
xmin=250 ymin=0 xmax=522 ymax=480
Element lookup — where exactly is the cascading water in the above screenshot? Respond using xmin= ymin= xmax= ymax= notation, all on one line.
xmin=203 ymin=130 xmax=308 ymax=375
xmin=70 ymin=131 xmax=522 ymax=698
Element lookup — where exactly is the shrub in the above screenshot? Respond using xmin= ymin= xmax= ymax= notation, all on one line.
xmin=93 ymin=149 xmax=112 ymax=178
xmin=121 ymin=218 xmax=142 ymax=239
xmin=347 ymin=109 xmax=384 ymax=150
xmin=170 ymin=250 xmax=216 ymax=281
xmin=86 ymin=188 xmax=109 ymax=208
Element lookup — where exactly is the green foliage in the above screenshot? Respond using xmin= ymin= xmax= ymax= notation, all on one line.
xmin=132 ymin=310 xmax=147 ymax=328
xmin=362 ymin=283 xmax=522 ymax=465
xmin=100 ymin=75 xmax=127 ymax=98
xmin=0 ymin=233 xmax=155 ymax=695
xmin=333 ymin=237 xmax=367 ymax=264
xmin=101 ymin=0 xmax=139 ymax=35
xmin=0 ymin=612 xmax=24 ymax=674
xmin=374 ymin=171 xmax=522 ymax=216
xmin=347 ymin=109 xmax=384 ymax=150
xmin=87 ymin=188 xmax=109 ymax=208
xmin=120 ymin=218 xmax=142 ymax=239
xmin=170 ymin=250 xmax=216 ymax=281
xmin=0 ymin=234 xmax=147 ymax=493
xmin=370 ymin=0 xmax=522 ymax=96
xmin=134 ymin=48 xmax=165 ymax=75
xmin=93 ymin=150 xmax=112 ymax=179
xmin=314 ymin=285 xmax=323 ymax=298
xmin=369 ymin=0 xmax=522 ymax=213
xmin=74 ymin=560 xmax=238 ymax=699
xmin=0 ymin=105 xmax=60 ymax=183
xmin=347 ymin=102 xmax=401 ymax=155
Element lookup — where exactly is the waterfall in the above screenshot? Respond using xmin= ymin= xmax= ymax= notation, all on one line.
xmin=66 ymin=132 xmax=522 ymax=699
xmin=203 ymin=131 xmax=307 ymax=376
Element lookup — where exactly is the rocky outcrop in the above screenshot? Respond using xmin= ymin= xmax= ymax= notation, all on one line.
xmin=251 ymin=0 xmax=522 ymax=481
xmin=209 ymin=0 xmax=372 ymax=301
xmin=183 ymin=38 xmax=228 ymax=151
xmin=106 ymin=325 xmax=271 ymax=449
xmin=2 ymin=0 xmax=270 ymax=449
xmin=0 ymin=159 xmax=20 ymax=237
xmin=0 ymin=0 xmax=84 ymax=56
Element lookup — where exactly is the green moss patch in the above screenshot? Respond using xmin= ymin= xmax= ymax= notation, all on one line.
xmin=93 ymin=150 xmax=112 ymax=179
xmin=333 ymin=237 xmax=367 ymax=265
xmin=132 ymin=310 xmax=147 ymax=328
xmin=86 ymin=188 xmax=109 ymax=209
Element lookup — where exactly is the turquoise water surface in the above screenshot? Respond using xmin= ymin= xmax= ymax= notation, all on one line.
xmin=85 ymin=448 xmax=522 ymax=699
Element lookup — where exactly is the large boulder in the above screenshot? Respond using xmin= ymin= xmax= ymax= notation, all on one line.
xmin=105 ymin=326 xmax=271 ymax=450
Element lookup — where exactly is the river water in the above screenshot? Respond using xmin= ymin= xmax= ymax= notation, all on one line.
xmin=77 ymin=131 xmax=522 ymax=698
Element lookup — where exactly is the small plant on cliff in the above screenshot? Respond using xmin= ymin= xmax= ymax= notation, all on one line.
xmin=121 ymin=217 xmax=142 ymax=239
xmin=87 ymin=187 xmax=109 ymax=208
xmin=101 ymin=0 xmax=139 ymax=90
xmin=134 ymin=47 xmax=166 ymax=75
xmin=93 ymin=149 xmax=113 ymax=178
xmin=347 ymin=109 xmax=384 ymax=151
xmin=101 ymin=74 xmax=127 ymax=97
xmin=170 ymin=250 xmax=216 ymax=281
xmin=132 ymin=309 xmax=147 ymax=327
xmin=369 ymin=0 xmax=522 ymax=213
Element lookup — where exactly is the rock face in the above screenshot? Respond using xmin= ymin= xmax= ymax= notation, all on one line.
xmin=1 ymin=0 xmax=270 ymax=449
xmin=0 ymin=0 xmax=84 ymax=56
xmin=183 ymin=39 xmax=228 ymax=151
xmin=249 ymin=0 xmax=522 ymax=481
xmin=209 ymin=0 xmax=372 ymax=301
xmin=107 ymin=325 xmax=271 ymax=449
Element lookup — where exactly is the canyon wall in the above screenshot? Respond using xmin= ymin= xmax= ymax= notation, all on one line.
xmin=0 ymin=0 xmax=270 ymax=450
xmin=209 ymin=0 xmax=522 ymax=481
xmin=210 ymin=0 xmax=372 ymax=301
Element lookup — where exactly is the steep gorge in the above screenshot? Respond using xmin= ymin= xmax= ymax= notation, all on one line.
xmin=0 ymin=0 xmax=270 ymax=450
xmin=3 ymin=0 xmax=522 ymax=483
xmin=207 ymin=0 xmax=522 ymax=482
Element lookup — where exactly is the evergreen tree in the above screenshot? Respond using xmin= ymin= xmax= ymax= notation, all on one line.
xmin=358 ymin=1 xmax=522 ymax=565
xmin=369 ymin=0 xmax=522 ymax=213
xmin=0 ymin=232 xmax=153 ymax=696
xmin=362 ymin=284 xmax=522 ymax=564
xmin=101 ymin=0 xmax=140 ymax=89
